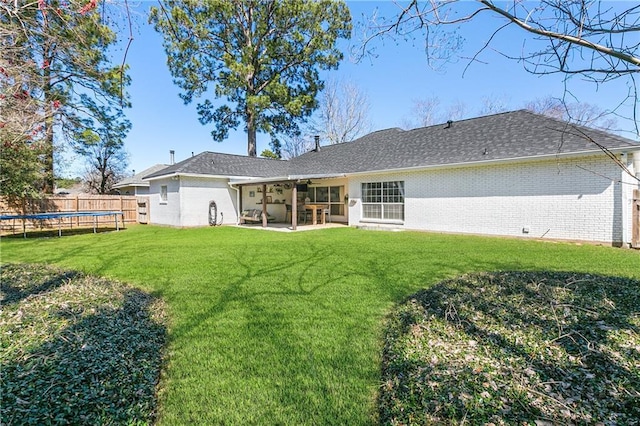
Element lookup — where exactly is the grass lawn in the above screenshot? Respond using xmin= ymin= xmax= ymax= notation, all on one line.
xmin=1 ymin=225 xmax=638 ymax=424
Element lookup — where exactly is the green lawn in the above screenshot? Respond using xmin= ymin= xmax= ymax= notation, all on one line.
xmin=1 ymin=225 xmax=638 ymax=424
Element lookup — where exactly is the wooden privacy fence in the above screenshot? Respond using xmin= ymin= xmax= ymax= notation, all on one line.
xmin=0 ymin=195 xmax=139 ymax=235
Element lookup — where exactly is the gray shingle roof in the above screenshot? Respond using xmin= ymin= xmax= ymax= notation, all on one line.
xmin=287 ymin=110 xmax=639 ymax=175
xmin=113 ymin=164 xmax=169 ymax=188
xmin=144 ymin=151 xmax=290 ymax=179
xmin=143 ymin=110 xmax=639 ymax=180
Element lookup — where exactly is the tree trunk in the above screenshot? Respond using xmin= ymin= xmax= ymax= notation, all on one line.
xmin=42 ymin=41 xmax=55 ymax=194
xmin=248 ymin=127 xmax=257 ymax=157
xmin=42 ymin=140 xmax=55 ymax=194
xmin=247 ymin=108 xmax=257 ymax=157
xmin=42 ymin=86 xmax=55 ymax=194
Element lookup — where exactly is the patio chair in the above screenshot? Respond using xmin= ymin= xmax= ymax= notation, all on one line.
xmin=323 ymin=206 xmax=331 ymax=223
xmin=298 ymin=205 xmax=312 ymax=224
xmin=285 ymin=204 xmax=292 ymax=223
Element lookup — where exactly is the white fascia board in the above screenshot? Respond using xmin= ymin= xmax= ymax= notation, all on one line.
xmin=112 ymin=182 xmax=149 ymax=189
xmin=345 ymin=147 xmax=639 ymax=177
xmin=230 ymin=173 xmax=345 ymax=185
xmin=143 ymin=172 xmax=256 ymax=182
xmin=288 ymin=173 xmax=347 ymax=180
xmin=230 ymin=176 xmax=292 ymax=185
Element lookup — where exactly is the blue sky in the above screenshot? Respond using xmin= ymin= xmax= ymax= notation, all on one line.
xmin=67 ymin=1 xmax=637 ymax=177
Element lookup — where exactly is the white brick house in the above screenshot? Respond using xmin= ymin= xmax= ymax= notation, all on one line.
xmin=135 ymin=110 xmax=640 ymax=246
xmin=347 ymin=155 xmax=637 ymax=243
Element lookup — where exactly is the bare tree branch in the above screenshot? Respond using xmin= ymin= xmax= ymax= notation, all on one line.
xmin=478 ymin=0 xmax=640 ymax=68
xmin=309 ymin=77 xmax=372 ymax=144
xmin=358 ymin=0 xmax=640 ymax=136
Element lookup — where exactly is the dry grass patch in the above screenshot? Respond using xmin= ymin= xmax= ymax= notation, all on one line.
xmin=379 ymin=271 xmax=640 ymax=425
xmin=1 ymin=264 xmax=168 ymax=425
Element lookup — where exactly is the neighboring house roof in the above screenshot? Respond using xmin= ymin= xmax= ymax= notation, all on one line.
xmin=55 ymin=182 xmax=87 ymax=195
xmin=287 ymin=110 xmax=639 ymax=175
xmin=113 ymin=164 xmax=169 ymax=188
xmin=141 ymin=110 xmax=640 ymax=182
xmin=144 ymin=152 xmax=290 ymax=180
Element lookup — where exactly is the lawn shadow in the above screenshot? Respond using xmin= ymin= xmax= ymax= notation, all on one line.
xmin=169 ymin=239 xmax=342 ymax=338
xmin=161 ymin=239 xmax=386 ymax=423
xmin=1 ymin=264 xmax=81 ymax=305
xmin=379 ymin=271 xmax=640 ymax=424
xmin=163 ymin=239 xmax=540 ymax=423
xmin=1 ymin=284 xmax=167 ymax=425
xmin=1 ymin=227 xmax=123 ymax=239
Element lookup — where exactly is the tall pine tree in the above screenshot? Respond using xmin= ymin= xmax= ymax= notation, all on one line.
xmin=150 ymin=0 xmax=351 ymax=157
xmin=0 ymin=0 xmax=130 ymax=195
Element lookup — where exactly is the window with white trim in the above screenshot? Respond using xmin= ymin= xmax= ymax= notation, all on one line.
xmin=361 ymin=181 xmax=404 ymax=221
xmin=160 ymin=185 xmax=168 ymax=203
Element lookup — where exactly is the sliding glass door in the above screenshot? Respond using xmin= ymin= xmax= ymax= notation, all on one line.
xmin=306 ymin=186 xmax=345 ymax=216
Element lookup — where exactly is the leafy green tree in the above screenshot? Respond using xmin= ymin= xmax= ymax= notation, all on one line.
xmin=259 ymin=149 xmax=279 ymax=159
xmin=0 ymin=0 xmax=130 ymax=193
xmin=74 ymin=104 xmax=130 ymax=194
xmin=150 ymin=0 xmax=352 ymax=157
xmin=0 ymin=135 xmax=46 ymax=210
xmin=55 ymin=177 xmax=82 ymax=191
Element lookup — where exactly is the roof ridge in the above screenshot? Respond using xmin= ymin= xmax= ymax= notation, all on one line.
xmin=517 ymin=109 xmax=639 ymax=145
xmin=408 ymin=109 xmax=526 ymax=132
xmin=201 ymin=151 xmax=288 ymax=162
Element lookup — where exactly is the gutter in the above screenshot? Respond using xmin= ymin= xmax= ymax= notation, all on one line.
xmin=633 ymin=151 xmax=640 ymax=180
xmin=112 ymin=182 xmax=149 ymax=189
xmin=229 ymin=176 xmax=294 ymax=185
xmin=144 ymin=172 xmax=261 ymax=182
xmin=230 ymin=173 xmax=346 ymax=186
xmin=227 ymin=182 xmax=240 ymax=225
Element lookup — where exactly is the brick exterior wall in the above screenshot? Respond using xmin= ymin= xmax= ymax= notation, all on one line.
xmin=178 ymin=177 xmax=238 ymax=226
xmin=148 ymin=178 xmax=182 ymax=226
xmin=348 ymin=154 xmax=636 ymax=244
xmin=149 ymin=176 xmax=238 ymax=227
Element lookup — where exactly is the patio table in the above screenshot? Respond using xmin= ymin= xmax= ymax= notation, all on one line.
xmin=304 ymin=204 xmax=329 ymax=225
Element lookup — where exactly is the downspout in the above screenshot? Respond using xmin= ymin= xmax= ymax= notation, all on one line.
xmin=228 ymin=182 xmax=240 ymax=224
xmin=292 ymin=183 xmax=298 ymax=231
xmin=261 ymin=184 xmax=268 ymax=227
xmin=620 ymin=152 xmax=637 ymax=247
xmin=633 ymin=151 xmax=640 ymax=182
xmin=175 ymin=175 xmax=182 ymax=226
xmin=630 ymin=151 xmax=640 ymax=247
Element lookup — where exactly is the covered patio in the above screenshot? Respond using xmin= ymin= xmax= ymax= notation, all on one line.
xmin=230 ymin=174 xmax=348 ymax=230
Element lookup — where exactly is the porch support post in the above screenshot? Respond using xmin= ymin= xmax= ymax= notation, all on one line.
xmin=292 ymin=183 xmax=298 ymax=230
xmin=261 ymin=184 xmax=267 ymax=227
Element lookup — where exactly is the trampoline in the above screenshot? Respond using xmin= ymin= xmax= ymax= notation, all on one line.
xmin=0 ymin=211 xmax=125 ymax=238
